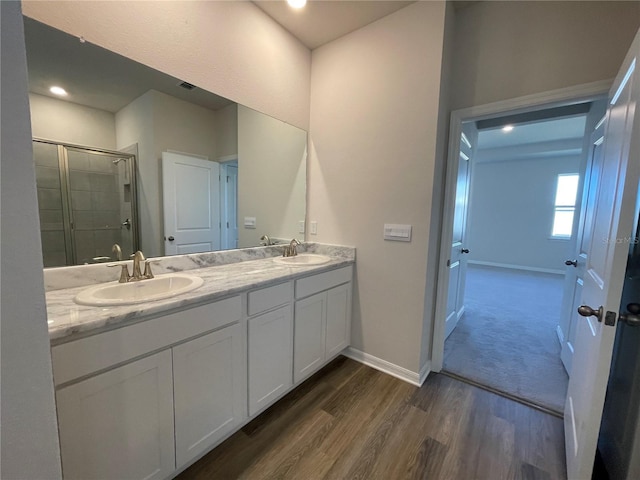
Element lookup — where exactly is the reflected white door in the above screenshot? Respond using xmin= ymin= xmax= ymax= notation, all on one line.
xmin=560 ymin=118 xmax=606 ymax=374
xmin=221 ymin=163 xmax=238 ymax=250
xmin=162 ymin=152 xmax=220 ymax=255
xmin=444 ymin=123 xmax=475 ymax=339
xmin=565 ymin=29 xmax=640 ymax=480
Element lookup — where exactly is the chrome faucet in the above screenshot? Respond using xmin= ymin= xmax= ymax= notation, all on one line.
xmin=260 ymin=235 xmax=273 ymax=246
xmin=283 ymin=239 xmax=301 ymax=257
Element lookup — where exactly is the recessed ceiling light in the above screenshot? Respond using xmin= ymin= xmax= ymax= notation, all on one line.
xmin=49 ymin=86 xmax=68 ymax=96
xmin=502 ymin=125 xmax=514 ymax=132
xmin=287 ymin=0 xmax=306 ymax=9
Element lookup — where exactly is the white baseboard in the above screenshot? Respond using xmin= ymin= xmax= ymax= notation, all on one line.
xmin=556 ymin=325 xmax=565 ymax=345
xmin=343 ymin=347 xmax=429 ymax=387
xmin=468 ymin=260 xmax=564 ymax=276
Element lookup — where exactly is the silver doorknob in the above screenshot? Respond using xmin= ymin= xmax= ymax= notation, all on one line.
xmin=619 ymin=303 xmax=640 ymax=327
xmin=578 ymin=305 xmax=604 ymax=322
xmin=565 ymin=259 xmax=578 ymax=267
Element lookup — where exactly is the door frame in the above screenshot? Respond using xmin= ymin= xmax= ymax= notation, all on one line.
xmin=431 ymin=80 xmax=612 ymax=372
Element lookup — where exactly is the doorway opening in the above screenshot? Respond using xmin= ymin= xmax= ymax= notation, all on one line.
xmin=439 ymin=98 xmax=607 ymax=415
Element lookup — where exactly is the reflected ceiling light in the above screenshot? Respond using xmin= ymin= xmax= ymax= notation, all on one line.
xmin=287 ymin=0 xmax=306 ymax=8
xmin=502 ymin=125 xmax=514 ymax=132
xmin=49 ymin=86 xmax=68 ymax=96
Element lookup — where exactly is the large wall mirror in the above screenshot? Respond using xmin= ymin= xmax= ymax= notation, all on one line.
xmin=23 ymin=17 xmax=307 ymax=268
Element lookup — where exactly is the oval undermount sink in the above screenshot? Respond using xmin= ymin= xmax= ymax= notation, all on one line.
xmin=273 ymin=254 xmax=331 ymax=266
xmin=74 ymin=273 xmax=204 ymax=306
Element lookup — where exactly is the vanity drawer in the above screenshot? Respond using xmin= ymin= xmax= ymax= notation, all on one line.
xmin=248 ymin=281 xmax=292 ymax=316
xmin=295 ymin=266 xmax=353 ymax=299
xmin=52 ymin=295 xmax=242 ymax=386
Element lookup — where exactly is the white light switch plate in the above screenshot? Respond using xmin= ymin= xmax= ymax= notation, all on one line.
xmin=384 ymin=224 xmax=412 ymax=242
xmin=298 ymin=220 xmax=305 ymax=234
xmin=310 ymin=221 xmax=318 ymax=235
xmin=244 ymin=217 xmax=256 ymax=229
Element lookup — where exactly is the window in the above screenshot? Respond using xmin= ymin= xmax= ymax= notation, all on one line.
xmin=552 ymin=173 xmax=580 ymax=238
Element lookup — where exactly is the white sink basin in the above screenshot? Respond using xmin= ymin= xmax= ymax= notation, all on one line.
xmin=74 ymin=273 xmax=204 ymax=306
xmin=273 ymin=254 xmax=331 ymax=266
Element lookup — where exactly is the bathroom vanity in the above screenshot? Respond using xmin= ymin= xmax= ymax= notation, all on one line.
xmin=46 ymin=244 xmax=354 ymax=479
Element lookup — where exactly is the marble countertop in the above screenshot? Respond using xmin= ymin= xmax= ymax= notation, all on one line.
xmin=47 ymin=248 xmax=354 ymax=345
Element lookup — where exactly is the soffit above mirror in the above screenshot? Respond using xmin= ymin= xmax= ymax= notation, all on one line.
xmin=23 ymin=18 xmax=233 ymax=113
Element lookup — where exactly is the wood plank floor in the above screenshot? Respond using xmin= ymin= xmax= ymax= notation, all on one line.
xmin=177 ymin=357 xmax=567 ymax=480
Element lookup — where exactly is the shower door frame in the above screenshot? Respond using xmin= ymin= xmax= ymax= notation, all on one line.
xmin=34 ymin=138 xmax=140 ymax=265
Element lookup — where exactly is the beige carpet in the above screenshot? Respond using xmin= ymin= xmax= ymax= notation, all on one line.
xmin=443 ymin=265 xmax=569 ymax=414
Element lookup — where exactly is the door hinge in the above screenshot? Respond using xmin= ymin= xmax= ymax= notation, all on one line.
xmin=226 ymin=222 xmax=229 ymax=228
xmin=446 ymin=259 xmax=451 ymax=267
xmin=227 ymin=176 xmax=229 ymax=183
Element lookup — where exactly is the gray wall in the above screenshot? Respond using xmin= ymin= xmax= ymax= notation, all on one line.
xmin=451 ymin=1 xmax=640 ymax=110
xmin=309 ymin=1 xmax=448 ymax=372
xmin=237 ymin=105 xmax=306 ymax=248
xmin=467 ymin=155 xmax=581 ymax=272
xmin=29 ymin=92 xmax=117 ymax=149
xmin=1 ymin=2 xmax=62 ymax=477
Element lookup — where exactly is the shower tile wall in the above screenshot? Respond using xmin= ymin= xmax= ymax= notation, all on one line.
xmin=34 ymin=142 xmax=67 ymax=267
xmin=67 ymin=150 xmax=121 ymax=264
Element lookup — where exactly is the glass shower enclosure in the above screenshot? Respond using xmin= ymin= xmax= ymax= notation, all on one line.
xmin=33 ymin=139 xmax=139 ymax=267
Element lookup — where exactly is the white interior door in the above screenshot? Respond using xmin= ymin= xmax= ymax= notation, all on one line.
xmin=565 ymin=29 xmax=640 ymax=480
xmin=162 ymin=152 xmax=220 ymax=255
xmin=221 ymin=163 xmax=238 ymax=250
xmin=560 ymin=116 xmax=606 ymax=374
xmin=444 ymin=123 xmax=476 ymax=339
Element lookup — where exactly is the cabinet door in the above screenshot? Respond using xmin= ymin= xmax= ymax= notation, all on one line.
xmin=173 ymin=323 xmax=245 ymax=468
xmin=248 ymin=305 xmax=293 ymax=416
xmin=325 ymin=283 xmax=352 ymax=359
xmin=294 ymin=292 xmax=326 ymax=384
xmin=56 ymin=351 xmax=175 ymax=480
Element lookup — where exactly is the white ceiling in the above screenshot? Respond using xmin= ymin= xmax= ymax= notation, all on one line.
xmin=254 ymin=1 xmax=415 ymax=50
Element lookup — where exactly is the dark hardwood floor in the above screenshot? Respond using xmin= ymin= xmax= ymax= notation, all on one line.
xmin=177 ymin=356 xmax=566 ymax=480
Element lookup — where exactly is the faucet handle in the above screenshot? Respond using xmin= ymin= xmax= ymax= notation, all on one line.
xmin=143 ymin=261 xmax=154 ymax=279
xmin=107 ymin=263 xmax=131 ymax=283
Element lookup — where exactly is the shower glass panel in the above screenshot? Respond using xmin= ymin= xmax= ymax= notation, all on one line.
xmin=33 ymin=140 xmax=138 ymax=267
xmin=34 ymin=141 xmax=67 ymax=266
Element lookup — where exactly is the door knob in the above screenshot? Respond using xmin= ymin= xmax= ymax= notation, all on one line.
xmin=461 ymin=248 xmax=470 ymax=254
xmin=565 ymin=259 xmax=578 ymax=267
xmin=578 ymin=305 xmax=604 ymax=322
xmin=168 ymin=236 xmax=175 ymax=242
xmin=121 ymin=218 xmax=131 ymax=230
xmin=619 ymin=303 xmax=640 ymax=327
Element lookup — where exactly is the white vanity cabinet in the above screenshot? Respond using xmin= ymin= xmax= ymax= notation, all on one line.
xmin=51 ymin=260 xmax=354 ymax=479
xmin=52 ymin=296 xmax=242 ymax=480
xmin=56 ymin=350 xmax=176 ymax=480
xmin=294 ymin=266 xmax=352 ymax=383
xmin=173 ymin=323 xmax=245 ymax=468
xmin=247 ymin=282 xmax=294 ymax=417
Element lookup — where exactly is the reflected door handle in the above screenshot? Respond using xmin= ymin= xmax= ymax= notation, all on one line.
xmin=578 ymin=305 xmax=603 ymax=322
xmin=565 ymin=259 xmax=578 ymax=267
xmin=461 ymin=248 xmax=470 ymax=254
xmin=619 ymin=303 xmax=640 ymax=327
